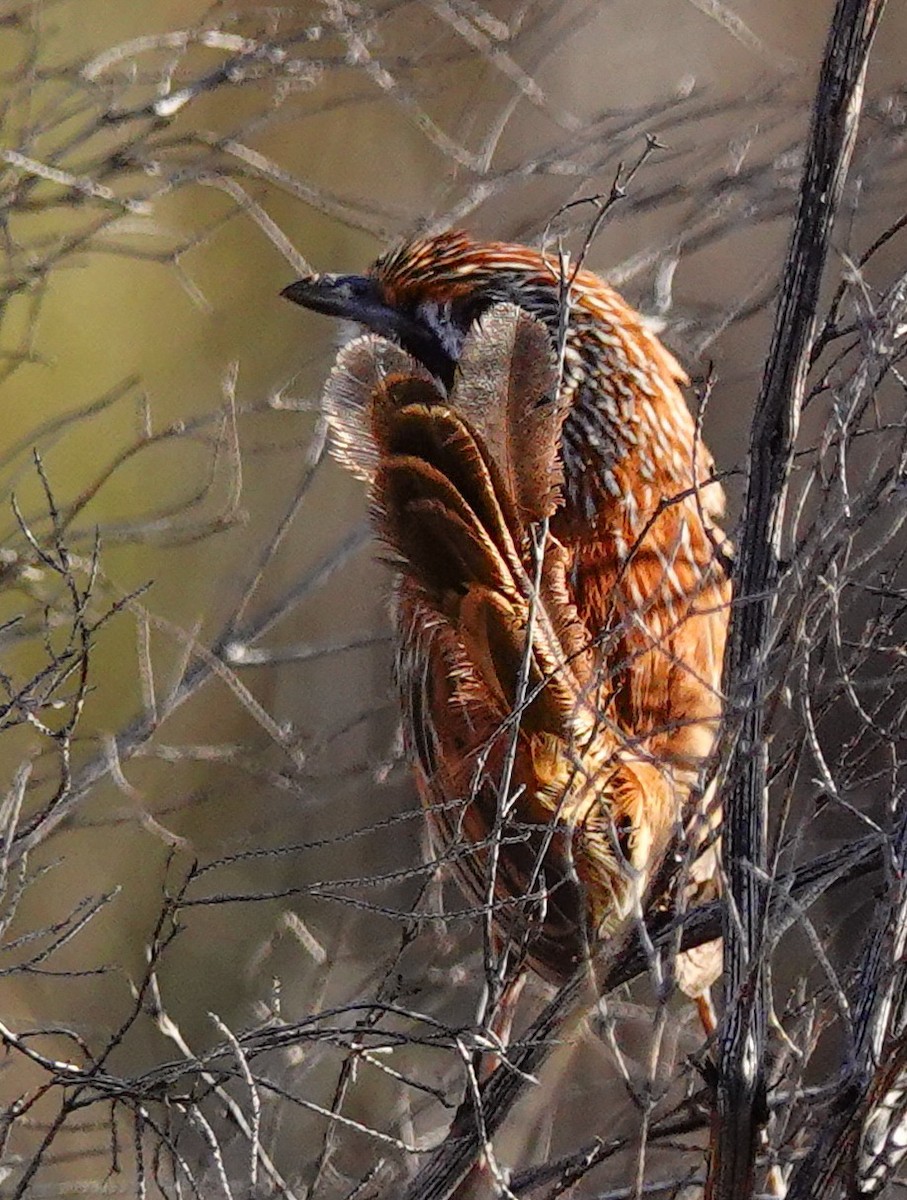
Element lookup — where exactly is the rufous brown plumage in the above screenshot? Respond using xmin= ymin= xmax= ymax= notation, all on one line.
xmin=283 ymin=229 xmax=731 ymax=1000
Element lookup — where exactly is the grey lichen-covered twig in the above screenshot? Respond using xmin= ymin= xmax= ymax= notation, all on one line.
xmin=709 ymin=1 xmax=887 ymax=1196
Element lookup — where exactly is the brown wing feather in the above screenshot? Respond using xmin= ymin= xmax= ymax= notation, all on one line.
xmin=321 ymin=335 xmax=439 ymax=481
xmin=452 ymin=304 xmax=569 ymax=524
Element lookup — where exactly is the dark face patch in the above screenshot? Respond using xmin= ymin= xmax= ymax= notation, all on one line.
xmin=284 ymin=261 xmax=564 ymax=396
xmin=282 ymin=272 xmax=460 ymax=386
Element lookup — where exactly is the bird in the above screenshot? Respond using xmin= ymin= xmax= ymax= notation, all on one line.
xmin=282 ymin=229 xmax=731 ymax=1023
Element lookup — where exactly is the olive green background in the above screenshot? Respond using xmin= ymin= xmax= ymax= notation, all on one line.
xmin=1 ymin=1 xmax=904 ymax=1192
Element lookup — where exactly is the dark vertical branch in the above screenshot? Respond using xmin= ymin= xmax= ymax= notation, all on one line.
xmin=708 ymin=1 xmax=887 ymax=1198
xmin=399 ymin=836 xmax=882 ymax=1200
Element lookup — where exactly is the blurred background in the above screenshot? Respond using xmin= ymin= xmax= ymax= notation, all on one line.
xmin=0 ymin=1 xmax=905 ymax=1195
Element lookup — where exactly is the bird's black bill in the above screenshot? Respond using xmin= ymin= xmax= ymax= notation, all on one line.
xmin=281 ymin=273 xmax=456 ymax=388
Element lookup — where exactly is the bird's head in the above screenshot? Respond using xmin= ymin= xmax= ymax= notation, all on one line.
xmin=281 ymin=230 xmax=573 ymax=391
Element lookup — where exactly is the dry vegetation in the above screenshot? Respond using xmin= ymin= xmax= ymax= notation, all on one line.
xmin=0 ymin=1 xmax=905 ymax=1197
